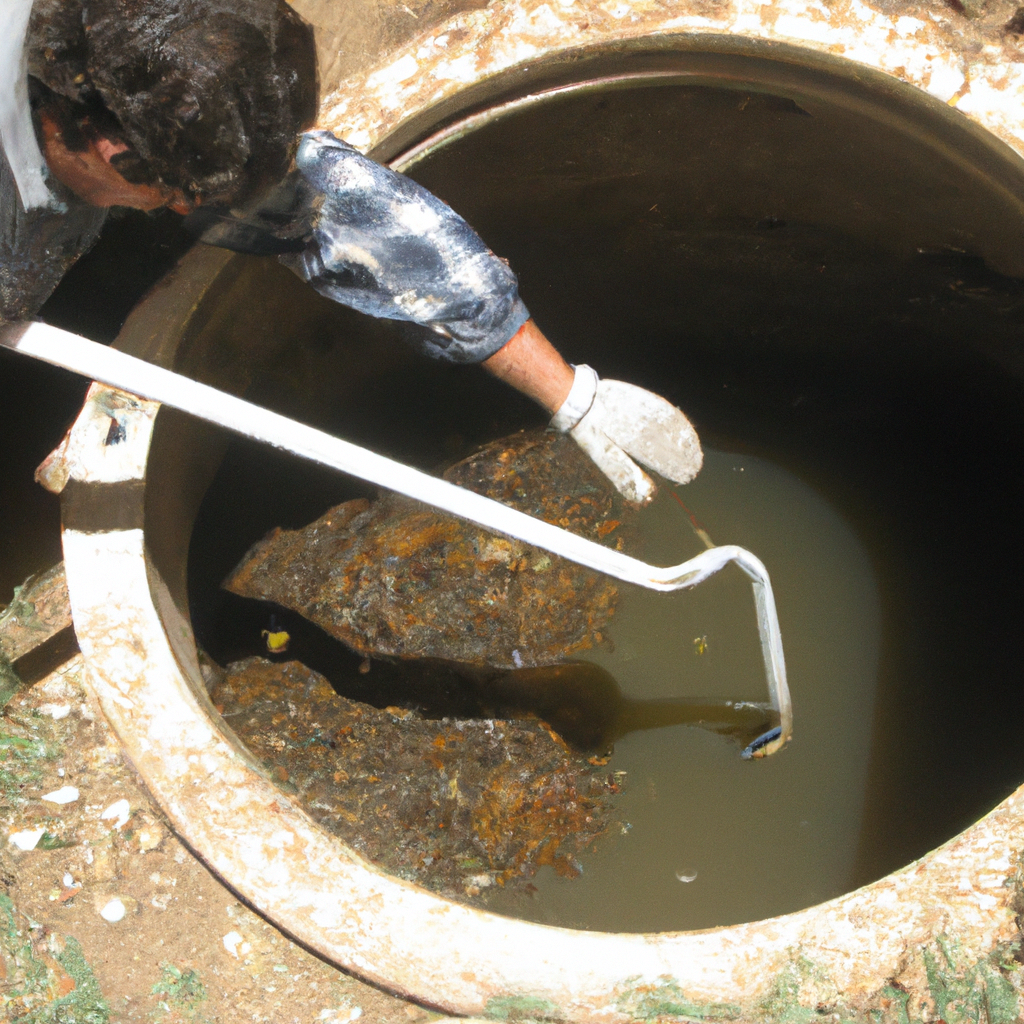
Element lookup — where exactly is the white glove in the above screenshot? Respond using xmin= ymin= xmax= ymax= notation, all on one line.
xmin=550 ymin=365 xmax=703 ymax=504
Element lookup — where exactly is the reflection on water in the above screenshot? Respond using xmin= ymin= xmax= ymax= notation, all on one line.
xmin=480 ymin=448 xmax=881 ymax=932
xmin=197 ymin=443 xmax=879 ymax=933
xmin=469 ymin=661 xmax=776 ymax=756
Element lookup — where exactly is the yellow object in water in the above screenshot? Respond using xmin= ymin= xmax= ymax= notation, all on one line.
xmin=262 ymin=629 xmax=291 ymax=653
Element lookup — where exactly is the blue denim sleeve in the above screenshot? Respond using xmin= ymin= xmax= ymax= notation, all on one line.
xmin=278 ymin=130 xmax=530 ymax=364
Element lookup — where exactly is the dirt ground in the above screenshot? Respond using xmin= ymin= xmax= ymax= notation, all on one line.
xmin=1 ymin=654 xmax=436 ymax=1024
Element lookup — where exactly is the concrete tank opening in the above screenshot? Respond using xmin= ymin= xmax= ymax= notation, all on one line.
xmin=57 ymin=39 xmax=1024 ymax=1016
xmin=387 ymin=45 xmax=1024 ymax=908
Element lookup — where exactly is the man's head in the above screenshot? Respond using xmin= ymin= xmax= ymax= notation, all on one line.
xmin=27 ymin=0 xmax=318 ymax=211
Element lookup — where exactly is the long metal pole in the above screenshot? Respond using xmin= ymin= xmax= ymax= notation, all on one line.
xmin=1 ymin=320 xmax=791 ymax=754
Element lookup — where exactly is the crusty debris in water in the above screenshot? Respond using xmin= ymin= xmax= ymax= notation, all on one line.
xmin=212 ymin=657 xmax=622 ymax=900
xmin=223 ymin=429 xmax=638 ymax=669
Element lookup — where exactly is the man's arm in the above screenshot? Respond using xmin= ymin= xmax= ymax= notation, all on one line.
xmin=485 ymin=321 xmax=702 ymax=504
xmin=285 ymin=130 xmax=703 ymax=504
xmin=22 ymin=98 xmax=702 ymax=502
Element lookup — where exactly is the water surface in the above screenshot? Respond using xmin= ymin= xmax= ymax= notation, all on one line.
xmin=481 ymin=448 xmax=880 ymax=931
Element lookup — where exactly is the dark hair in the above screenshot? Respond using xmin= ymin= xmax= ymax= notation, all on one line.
xmin=28 ymin=0 xmax=318 ymax=205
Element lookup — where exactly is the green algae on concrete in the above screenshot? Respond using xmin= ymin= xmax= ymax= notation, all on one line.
xmin=919 ymin=935 xmax=1021 ymax=1024
xmin=754 ymin=956 xmax=831 ymax=1024
xmin=609 ymin=933 xmax=1022 ymax=1024
xmin=484 ymin=995 xmax=564 ymax=1020
xmin=754 ymin=936 xmax=1022 ymax=1024
xmin=616 ymin=976 xmax=742 ymax=1021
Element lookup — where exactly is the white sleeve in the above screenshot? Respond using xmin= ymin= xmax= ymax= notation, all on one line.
xmin=0 ymin=0 xmax=54 ymax=211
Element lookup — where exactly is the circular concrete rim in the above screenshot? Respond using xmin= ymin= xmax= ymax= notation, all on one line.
xmin=59 ymin=14 xmax=1024 ymax=1023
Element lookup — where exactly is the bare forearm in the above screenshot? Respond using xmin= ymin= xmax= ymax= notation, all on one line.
xmin=481 ymin=319 xmax=574 ymax=414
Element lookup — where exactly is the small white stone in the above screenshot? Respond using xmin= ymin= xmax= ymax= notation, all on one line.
xmin=38 ymin=703 xmax=71 ymax=720
xmin=135 ymin=823 xmax=163 ymax=853
xmin=100 ymin=898 xmax=126 ymax=922
xmin=320 ymin=1009 xmax=363 ymax=1023
xmin=8 ymin=827 xmax=45 ymax=851
xmin=42 ymin=785 xmax=80 ymax=805
xmin=63 ymin=872 xmax=75 ymax=887
xmin=100 ymin=798 xmax=130 ymax=829
xmin=223 ymin=930 xmax=250 ymax=958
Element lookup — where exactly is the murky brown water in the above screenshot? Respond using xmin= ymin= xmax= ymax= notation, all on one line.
xmin=193 ymin=433 xmax=880 ymax=931
xmin=480 ymin=447 xmax=880 ymax=930
xmin=394 ymin=66 xmax=1024 ymax=917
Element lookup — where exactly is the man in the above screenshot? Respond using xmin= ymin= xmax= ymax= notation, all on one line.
xmin=2 ymin=0 xmax=702 ymax=503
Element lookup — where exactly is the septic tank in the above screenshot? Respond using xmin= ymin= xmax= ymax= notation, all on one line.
xmin=50 ymin=2 xmax=1024 ymax=1020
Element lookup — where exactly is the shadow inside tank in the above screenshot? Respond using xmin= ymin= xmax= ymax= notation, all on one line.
xmin=461 ymin=661 xmax=774 ymax=755
xmin=204 ymin=592 xmax=772 ymax=756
